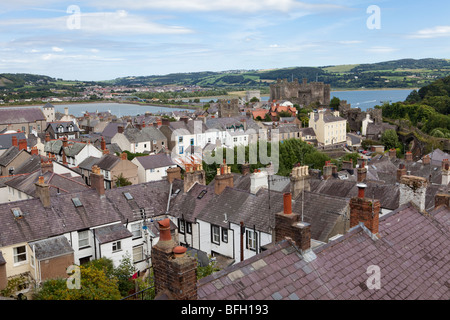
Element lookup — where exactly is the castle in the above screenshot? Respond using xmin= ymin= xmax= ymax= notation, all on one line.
xmin=269 ymin=78 xmax=331 ymax=107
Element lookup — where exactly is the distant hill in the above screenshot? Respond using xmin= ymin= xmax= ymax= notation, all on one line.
xmin=2 ymin=58 xmax=450 ymax=91
xmin=109 ymin=58 xmax=450 ymax=89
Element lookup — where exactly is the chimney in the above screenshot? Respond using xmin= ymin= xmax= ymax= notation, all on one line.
xmin=349 ymin=183 xmax=380 ymax=235
xmin=399 ymin=175 xmax=428 ymax=212
xmin=120 ymin=152 xmax=128 ymax=161
xmin=357 ymin=162 xmax=367 ymax=182
xmin=100 ymin=137 xmax=109 ymax=155
xmin=19 ymin=139 xmax=28 ymax=151
xmin=30 ymin=146 xmax=39 ymax=156
xmin=388 ymin=148 xmax=396 ymax=159
xmin=442 ymin=159 xmax=449 ymax=170
xmin=397 ymin=163 xmax=407 ymax=182
xmin=161 ymin=118 xmax=169 ymax=126
xmin=90 ymin=165 xmax=105 ymax=197
xmin=290 ymin=165 xmax=310 ymax=198
xmin=405 ymin=151 xmax=413 ymax=162
xmin=184 ymin=164 xmax=206 ymax=193
xmin=214 ymin=161 xmax=234 ymax=195
xmin=250 ymin=169 xmax=268 ymax=194
xmin=274 ymin=192 xmax=311 ymax=252
xmin=35 ymin=176 xmax=51 ymax=208
xmin=322 ymin=164 xmax=333 ymax=180
xmin=62 ymin=136 xmax=68 ymax=148
xmin=11 ymin=135 xmax=18 ymax=147
xmin=45 ymin=132 xmax=51 ymax=142
xmin=422 ymin=154 xmax=430 ymax=165
xmin=41 ymin=159 xmax=53 ymax=174
xmin=357 ymin=157 xmax=367 ymax=168
xmin=117 ymin=126 xmax=124 ymax=134
xmin=241 ymin=162 xmax=250 ymax=176
xmin=166 ymin=166 xmax=181 ymax=184
xmin=152 ymin=219 xmax=197 ymax=300
xmin=435 ymin=193 xmax=450 ymax=208
xmin=441 ymin=162 xmax=449 ymax=186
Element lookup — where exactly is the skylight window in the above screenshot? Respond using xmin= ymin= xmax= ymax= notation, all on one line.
xmin=72 ymin=198 xmax=83 ymax=207
xmin=11 ymin=208 xmax=22 ymax=218
xmin=124 ymin=192 xmax=133 ymax=200
xmin=197 ymin=190 xmax=207 ymax=199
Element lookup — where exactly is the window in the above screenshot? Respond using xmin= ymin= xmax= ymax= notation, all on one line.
xmin=11 ymin=207 xmax=22 ymax=218
xmin=186 ymin=222 xmax=192 ymax=234
xmin=123 ymin=192 xmax=133 ymax=200
xmin=112 ymin=241 xmax=122 ymax=252
xmin=133 ymin=246 xmax=144 ymax=262
xmin=211 ymin=225 xmax=220 ymax=245
xmin=179 ymin=146 xmax=184 ymax=154
xmin=190 ymin=138 xmax=194 ymax=146
xmin=178 ymin=219 xmax=185 ymax=234
xmin=78 ymin=230 xmax=89 ymax=248
xmin=131 ymin=223 xmax=141 ymax=238
xmin=178 ymin=136 xmax=183 ymax=143
xmin=197 ymin=190 xmax=207 ymax=199
xmin=233 ymin=137 xmax=238 ymax=142
xmin=13 ymin=246 xmax=27 ymax=264
xmin=72 ymin=197 xmax=83 ymax=207
xmin=222 ymin=228 xmax=228 ymax=243
xmin=246 ymin=229 xmax=257 ymax=251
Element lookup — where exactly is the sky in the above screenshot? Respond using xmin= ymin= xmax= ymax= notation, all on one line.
xmin=1 ymin=0 xmax=450 ymax=81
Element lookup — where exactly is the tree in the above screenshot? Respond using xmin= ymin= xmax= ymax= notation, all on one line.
xmin=250 ymin=97 xmax=260 ymax=103
xmin=114 ymin=173 xmax=132 ymax=187
xmin=380 ymin=129 xmax=399 ymax=150
xmin=33 ymin=264 xmax=122 ymax=300
xmin=330 ymin=96 xmax=341 ymax=110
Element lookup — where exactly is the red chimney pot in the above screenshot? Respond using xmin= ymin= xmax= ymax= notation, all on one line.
xmin=283 ymin=192 xmax=292 ymax=215
xmin=357 ymin=183 xmax=367 ymax=198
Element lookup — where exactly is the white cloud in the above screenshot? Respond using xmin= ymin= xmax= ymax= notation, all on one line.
xmin=366 ymin=46 xmax=398 ymax=54
xmin=88 ymin=0 xmax=344 ymax=14
xmin=52 ymin=46 xmax=64 ymax=52
xmin=409 ymin=26 xmax=450 ymax=39
xmin=0 ymin=10 xmax=193 ymax=35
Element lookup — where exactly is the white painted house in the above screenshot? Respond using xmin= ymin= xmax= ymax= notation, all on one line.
xmin=132 ymin=153 xmax=178 ymax=183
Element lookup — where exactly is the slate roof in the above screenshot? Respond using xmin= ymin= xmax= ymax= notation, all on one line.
xmin=0 ymin=132 xmax=27 ymax=150
xmin=101 ymin=122 xmax=129 ymax=138
xmin=29 ymin=236 xmax=74 ymax=260
xmin=47 ymin=121 xmax=80 ymax=133
xmin=198 ymin=202 xmax=450 ymax=300
xmin=123 ymin=126 xmax=166 ymax=143
xmin=5 ymin=169 xmax=90 ymax=197
xmin=311 ymin=112 xmax=345 ymax=123
xmin=0 ymin=108 xmax=46 ymax=125
xmin=0 ymin=146 xmax=22 ymax=167
xmin=94 ymin=223 xmax=133 ymax=244
xmin=134 ymin=153 xmax=176 ymax=169
xmin=0 ymin=178 xmax=183 ymax=248
xmin=13 ymin=155 xmax=42 ymax=175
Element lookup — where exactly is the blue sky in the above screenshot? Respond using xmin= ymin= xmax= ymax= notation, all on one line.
xmin=1 ymin=0 xmax=449 ymax=81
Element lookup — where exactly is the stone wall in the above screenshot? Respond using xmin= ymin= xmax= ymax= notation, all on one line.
xmin=269 ymin=78 xmax=330 ymax=107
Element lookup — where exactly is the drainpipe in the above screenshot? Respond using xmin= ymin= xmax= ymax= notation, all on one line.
xmin=240 ymin=221 xmax=244 ymax=262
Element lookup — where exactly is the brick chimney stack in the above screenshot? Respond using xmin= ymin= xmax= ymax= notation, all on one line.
xmin=290 ymin=164 xmax=310 ymax=198
xmin=422 ymin=154 xmax=430 ymax=165
xmin=166 ymin=166 xmax=181 ymax=184
xmin=397 ymin=163 xmax=407 ymax=182
xmin=30 ymin=146 xmax=39 ymax=156
xmin=357 ymin=162 xmax=367 ymax=182
xmin=250 ymin=169 xmax=268 ymax=194
xmin=35 ymin=175 xmax=51 ymax=208
xmin=120 ymin=152 xmax=127 ymax=161
xmin=322 ymin=163 xmax=333 ymax=180
xmin=389 ymin=148 xmax=396 ymax=159
xmin=45 ymin=132 xmax=50 ymax=142
xmin=435 ymin=193 xmax=450 ymax=208
xmin=152 ymin=219 xmax=197 ymax=300
xmin=275 ymin=192 xmax=312 ymax=252
xmin=405 ymin=151 xmax=413 ymax=162
xmin=101 ymin=137 xmax=109 ymax=155
xmin=214 ymin=160 xmax=234 ymax=195
xmin=117 ymin=126 xmax=124 ymax=134
xmin=90 ymin=165 xmax=105 ymax=197
xmin=18 ymin=139 xmax=27 ymax=151
xmin=349 ymin=183 xmax=380 ymax=235
xmin=399 ymin=175 xmax=428 ymax=212
xmin=11 ymin=135 xmax=18 ymax=147
xmin=183 ymin=163 xmax=206 ymax=193
xmin=41 ymin=159 xmax=53 ymax=174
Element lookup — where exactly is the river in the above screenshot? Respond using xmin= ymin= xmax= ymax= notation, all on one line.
xmin=4 ymin=89 xmax=413 ymax=117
